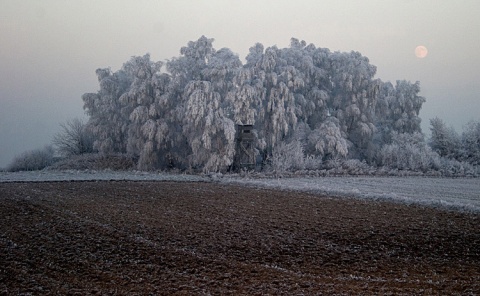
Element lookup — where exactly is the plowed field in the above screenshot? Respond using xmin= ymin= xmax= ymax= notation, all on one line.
xmin=1 ymin=181 xmax=479 ymax=295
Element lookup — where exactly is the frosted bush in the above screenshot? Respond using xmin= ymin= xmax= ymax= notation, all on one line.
xmin=379 ymin=132 xmax=440 ymax=172
xmin=341 ymin=159 xmax=373 ymax=175
xmin=53 ymin=118 xmax=94 ymax=157
xmin=304 ymin=154 xmax=323 ymax=170
xmin=270 ymin=140 xmax=305 ymax=172
xmin=48 ymin=153 xmax=136 ymax=171
xmin=7 ymin=146 xmax=55 ymax=172
xmin=461 ymin=120 xmax=480 ymax=166
xmin=440 ymin=159 xmax=477 ymax=177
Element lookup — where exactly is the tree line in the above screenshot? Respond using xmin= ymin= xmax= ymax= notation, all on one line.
xmin=5 ymin=36 xmax=479 ymax=175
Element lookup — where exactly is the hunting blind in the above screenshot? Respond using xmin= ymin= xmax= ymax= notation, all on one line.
xmin=234 ymin=125 xmax=255 ymax=170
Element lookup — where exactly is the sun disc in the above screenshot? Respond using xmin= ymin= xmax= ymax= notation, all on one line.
xmin=415 ymin=45 xmax=428 ymax=58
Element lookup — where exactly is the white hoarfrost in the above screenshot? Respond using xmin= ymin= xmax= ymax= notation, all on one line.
xmin=221 ymin=176 xmax=480 ymax=213
xmin=0 ymin=170 xmax=207 ymax=183
xmin=75 ymin=36 xmax=479 ymax=175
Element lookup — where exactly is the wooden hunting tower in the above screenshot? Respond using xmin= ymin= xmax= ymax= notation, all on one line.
xmin=234 ymin=125 xmax=255 ymax=170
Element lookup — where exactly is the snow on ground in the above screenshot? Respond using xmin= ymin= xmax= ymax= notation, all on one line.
xmin=221 ymin=176 xmax=480 ymax=213
xmin=0 ymin=170 xmax=207 ymax=183
xmin=1 ymin=170 xmax=479 ymax=213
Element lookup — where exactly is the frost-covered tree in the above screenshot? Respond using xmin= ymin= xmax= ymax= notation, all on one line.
xmin=376 ymin=80 xmax=425 ymax=137
xmin=228 ymin=67 xmax=264 ymax=125
xmin=253 ymin=45 xmax=298 ymax=153
xmin=306 ymin=117 xmax=348 ymax=160
xmin=84 ymin=54 xmax=176 ymax=170
xmin=429 ymin=117 xmax=460 ymax=159
xmin=180 ymin=81 xmax=236 ymax=172
xmin=79 ymin=36 xmax=434 ymax=173
xmin=202 ymin=47 xmax=242 ymax=96
xmin=167 ymin=35 xmax=215 ymax=87
xmin=168 ymin=38 xmax=240 ymax=171
xmin=83 ymin=67 xmax=131 ymax=154
xmin=461 ymin=120 xmax=480 ymax=165
xmin=326 ymin=50 xmax=379 ymax=160
xmin=427 ymin=118 xmax=480 ymax=168
xmin=372 ymin=80 xmax=426 ymax=165
xmin=120 ymin=54 xmax=164 ymax=170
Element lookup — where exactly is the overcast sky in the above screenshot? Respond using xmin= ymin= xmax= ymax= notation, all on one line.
xmin=1 ymin=0 xmax=479 ymax=167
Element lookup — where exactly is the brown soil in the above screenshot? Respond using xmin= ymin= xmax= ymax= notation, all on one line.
xmin=1 ymin=181 xmax=479 ymax=295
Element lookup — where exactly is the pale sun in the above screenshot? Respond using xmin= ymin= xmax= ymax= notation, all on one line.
xmin=415 ymin=45 xmax=428 ymax=58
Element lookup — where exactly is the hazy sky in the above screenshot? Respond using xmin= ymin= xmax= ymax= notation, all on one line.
xmin=1 ymin=0 xmax=479 ymax=167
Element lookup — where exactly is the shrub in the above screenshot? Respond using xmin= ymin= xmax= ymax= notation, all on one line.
xmin=440 ymin=159 xmax=477 ymax=177
xmin=379 ymin=132 xmax=441 ymax=172
xmin=7 ymin=146 xmax=55 ymax=172
xmin=340 ymin=159 xmax=373 ymax=175
xmin=304 ymin=154 xmax=323 ymax=170
xmin=269 ymin=140 xmax=306 ymax=172
xmin=53 ymin=118 xmax=94 ymax=157
xmin=48 ymin=153 xmax=136 ymax=171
